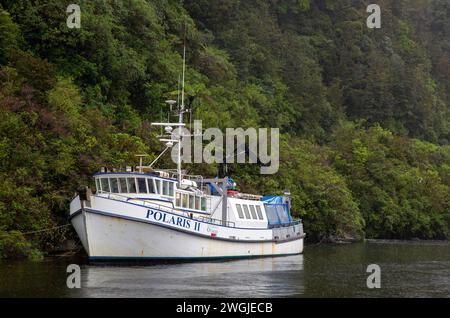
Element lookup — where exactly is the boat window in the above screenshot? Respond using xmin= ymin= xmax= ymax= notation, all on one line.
xmin=155 ymin=179 xmax=161 ymax=194
xmin=195 ymin=197 xmax=200 ymax=210
xmin=95 ymin=178 xmax=100 ymax=192
xmin=147 ymin=178 xmax=155 ymax=193
xmin=201 ymin=197 xmax=207 ymax=211
xmin=249 ymin=205 xmax=257 ymax=219
xmin=169 ymin=182 xmax=174 ymax=196
xmin=162 ymin=181 xmax=169 ymax=196
xmin=127 ymin=178 xmax=137 ymax=193
xmin=137 ymin=178 xmax=147 ymax=194
xmin=255 ymin=206 xmax=264 ymax=220
xmin=189 ymin=195 xmax=195 ymax=209
xmin=101 ymin=178 xmax=110 ymax=192
xmin=265 ymin=205 xmax=280 ymax=226
xmin=236 ymin=204 xmax=244 ymax=219
xmin=242 ymin=205 xmax=251 ymax=219
xmin=176 ymin=193 xmax=181 ymax=206
xmin=276 ymin=205 xmax=290 ymax=223
xmin=182 ymin=193 xmax=187 ymax=208
xmin=110 ymin=178 xmax=119 ymax=193
xmin=119 ymin=178 xmax=128 ymax=193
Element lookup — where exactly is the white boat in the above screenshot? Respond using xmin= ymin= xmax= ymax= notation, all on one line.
xmin=69 ymin=173 xmax=305 ymax=260
xmin=69 ymin=47 xmax=305 ymax=261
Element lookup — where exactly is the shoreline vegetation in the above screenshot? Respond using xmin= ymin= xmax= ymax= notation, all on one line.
xmin=0 ymin=1 xmax=449 ymax=259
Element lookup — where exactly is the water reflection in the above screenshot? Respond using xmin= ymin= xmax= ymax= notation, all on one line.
xmin=2 ymin=242 xmax=450 ymax=298
xmin=75 ymin=255 xmax=305 ymax=298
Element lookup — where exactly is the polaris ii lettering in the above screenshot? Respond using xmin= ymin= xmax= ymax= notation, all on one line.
xmin=146 ymin=209 xmax=201 ymax=231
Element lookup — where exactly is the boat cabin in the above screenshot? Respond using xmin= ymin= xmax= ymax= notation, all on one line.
xmin=92 ymin=172 xmax=295 ymax=230
xmin=93 ymin=172 xmax=209 ymax=213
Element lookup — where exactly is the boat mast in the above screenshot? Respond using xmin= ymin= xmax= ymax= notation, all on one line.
xmin=150 ymin=39 xmax=187 ymax=186
xmin=177 ymin=42 xmax=186 ymax=185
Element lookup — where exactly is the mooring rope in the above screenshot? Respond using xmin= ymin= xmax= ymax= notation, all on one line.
xmin=21 ymin=224 xmax=71 ymax=235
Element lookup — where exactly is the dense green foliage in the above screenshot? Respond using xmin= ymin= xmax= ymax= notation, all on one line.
xmin=0 ymin=0 xmax=449 ymax=258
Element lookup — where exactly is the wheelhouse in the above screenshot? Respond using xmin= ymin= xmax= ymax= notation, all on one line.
xmin=93 ymin=172 xmax=209 ymax=213
xmin=94 ymin=173 xmax=175 ymax=197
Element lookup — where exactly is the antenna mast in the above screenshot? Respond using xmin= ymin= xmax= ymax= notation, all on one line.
xmin=177 ymin=39 xmax=187 ymax=185
xmin=151 ymin=34 xmax=187 ymax=186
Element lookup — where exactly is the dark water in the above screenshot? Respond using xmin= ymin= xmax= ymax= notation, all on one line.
xmin=1 ymin=241 xmax=450 ymax=298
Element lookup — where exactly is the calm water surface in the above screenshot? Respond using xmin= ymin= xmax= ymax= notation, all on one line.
xmin=1 ymin=241 xmax=450 ymax=297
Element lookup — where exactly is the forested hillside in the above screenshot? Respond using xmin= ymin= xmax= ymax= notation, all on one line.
xmin=0 ymin=0 xmax=449 ymax=258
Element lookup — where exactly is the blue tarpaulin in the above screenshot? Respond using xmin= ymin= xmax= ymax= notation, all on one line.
xmin=260 ymin=196 xmax=292 ymax=226
xmin=261 ymin=195 xmax=283 ymax=204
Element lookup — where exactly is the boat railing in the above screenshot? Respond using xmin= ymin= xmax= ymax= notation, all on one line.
xmin=96 ymin=191 xmax=236 ymax=228
xmin=174 ymin=173 xmax=205 ymax=191
xmin=193 ymin=215 xmax=235 ymax=228
xmin=271 ymin=220 xmax=304 ymax=240
xmin=97 ymin=191 xmax=175 ymax=214
xmin=268 ymin=220 xmax=301 ymax=229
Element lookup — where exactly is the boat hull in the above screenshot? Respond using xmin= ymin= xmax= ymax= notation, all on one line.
xmin=70 ymin=210 xmax=304 ymax=260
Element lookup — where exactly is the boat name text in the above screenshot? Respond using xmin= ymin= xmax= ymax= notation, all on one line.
xmin=146 ymin=209 xmax=201 ymax=232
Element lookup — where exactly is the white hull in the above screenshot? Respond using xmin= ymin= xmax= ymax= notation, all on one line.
xmin=70 ymin=195 xmax=304 ymax=260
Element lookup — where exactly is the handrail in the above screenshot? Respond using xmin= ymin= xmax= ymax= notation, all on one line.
xmin=95 ymin=191 xmax=236 ymax=228
xmin=97 ymin=192 xmax=176 ymax=215
xmin=194 ymin=215 xmax=235 ymax=228
xmin=127 ymin=197 xmax=175 ymax=209
xmin=268 ymin=220 xmax=301 ymax=229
